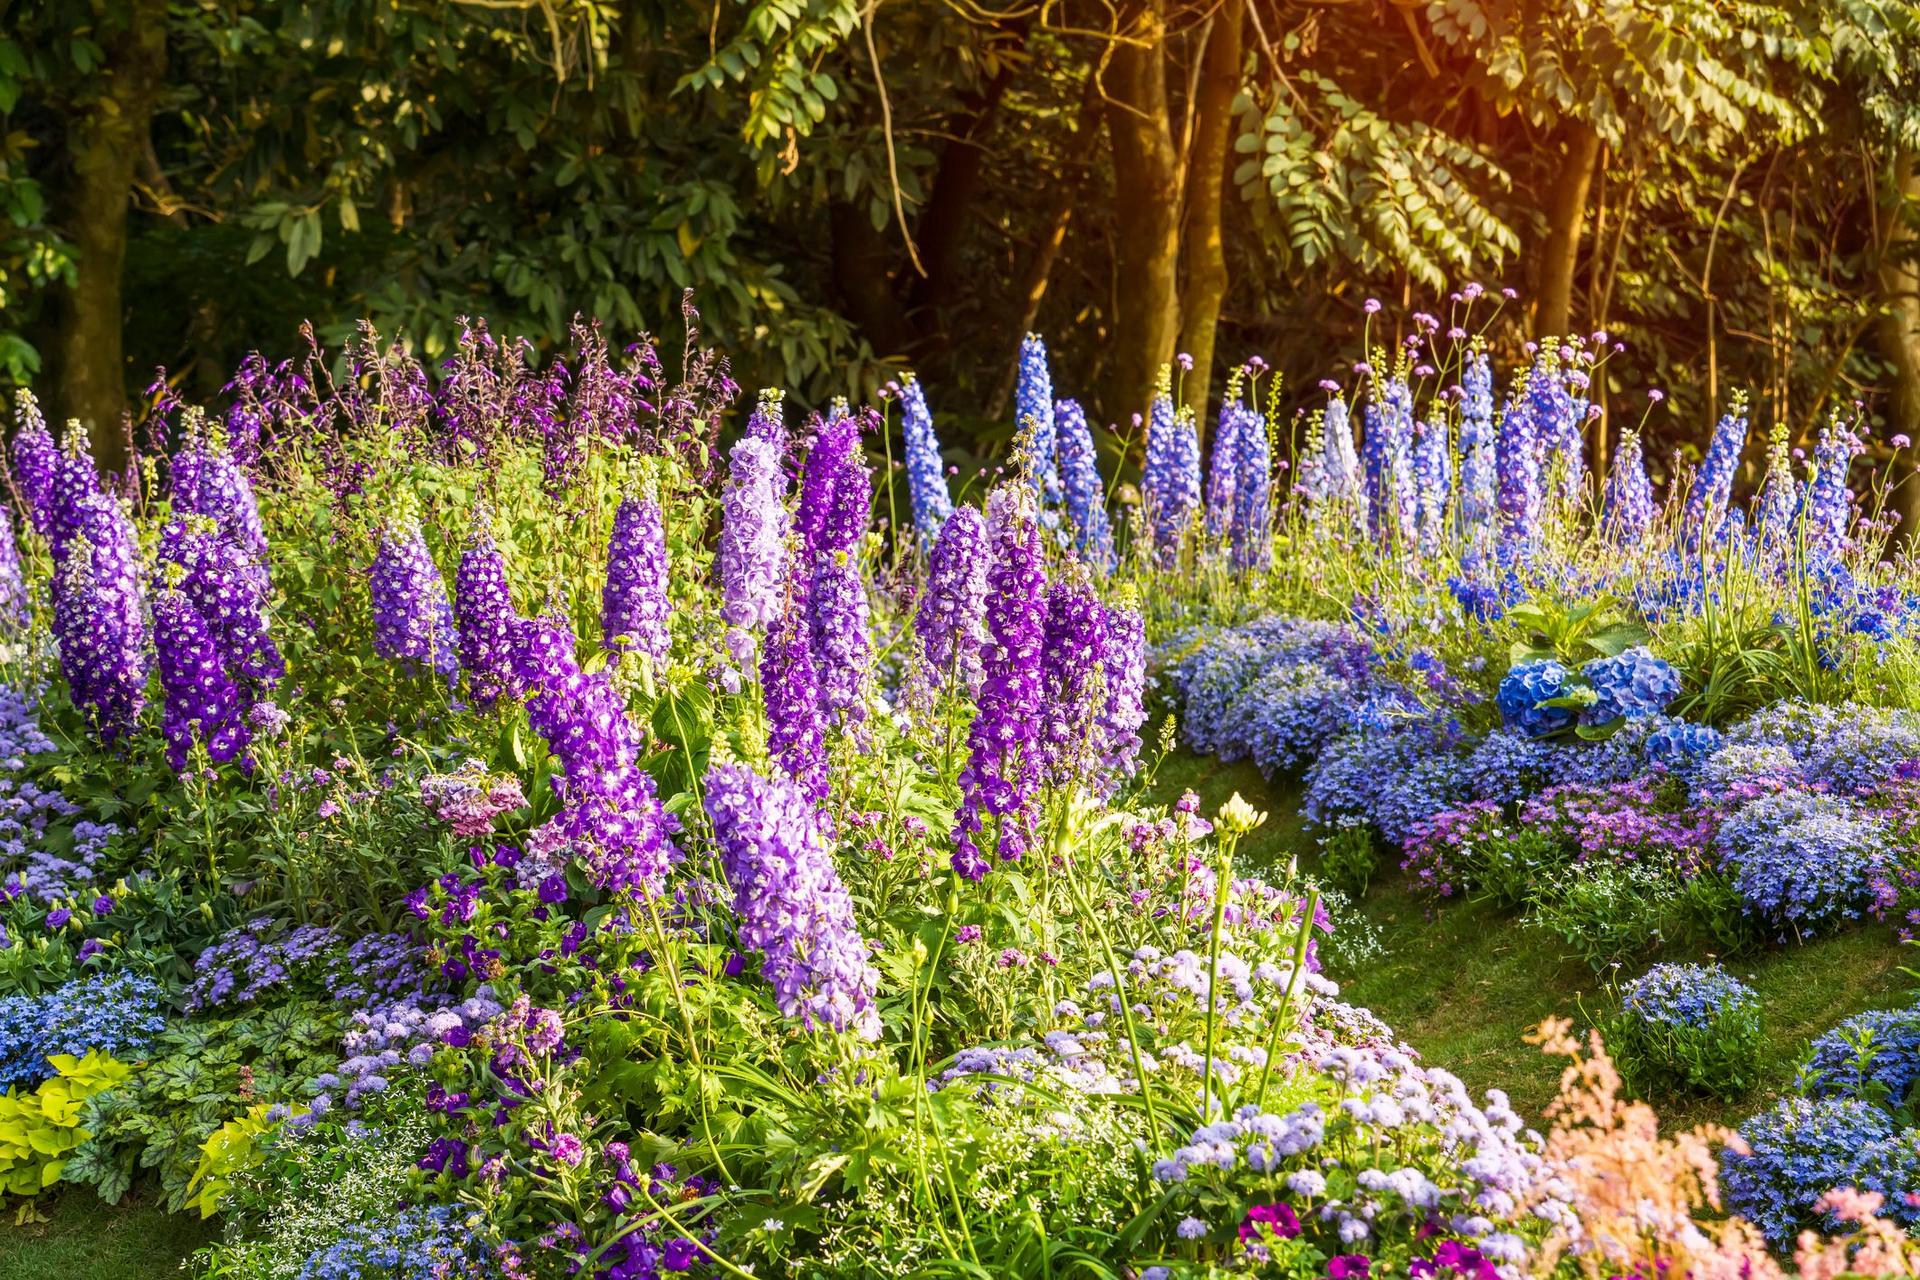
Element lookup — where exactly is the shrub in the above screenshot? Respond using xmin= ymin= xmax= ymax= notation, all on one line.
xmin=1723 ymin=1096 xmax=1919 ymax=1245
xmin=1800 ymin=1005 xmax=1920 ymax=1112
xmin=1596 ymin=962 xmax=1762 ymax=1100
xmin=1714 ymin=788 xmax=1891 ymax=938
xmin=1528 ymin=864 xmax=1683 ymax=970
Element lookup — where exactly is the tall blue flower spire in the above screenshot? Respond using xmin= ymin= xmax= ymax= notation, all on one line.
xmin=897 ymin=375 xmax=953 ymax=547
xmin=1014 ymin=334 xmax=1061 ymax=507
xmin=1054 ymin=399 xmax=1115 ymax=572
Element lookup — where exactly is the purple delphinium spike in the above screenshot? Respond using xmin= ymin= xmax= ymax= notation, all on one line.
xmin=152 ymin=576 xmax=250 ymax=771
xmin=1805 ymin=413 xmax=1861 ymax=552
xmin=47 ymin=426 xmax=103 ymax=561
xmin=1230 ymin=403 xmax=1271 ymax=572
xmin=898 ymin=375 xmax=953 ymax=548
xmin=952 ymin=486 xmax=1046 ymax=880
xmin=1685 ymin=393 xmax=1750 ymax=531
xmin=1457 ymin=354 xmax=1497 ymax=542
xmin=1527 ymin=349 xmax=1586 ymax=502
xmin=157 ymin=518 xmax=282 ymax=692
xmin=1362 ymin=376 xmax=1417 ymax=544
xmin=602 ymin=488 xmax=671 ymax=668
xmin=1753 ymin=422 xmax=1797 ymax=552
xmin=1015 ymin=334 xmax=1061 ymax=507
xmin=514 ymin=612 xmax=677 ymax=896
xmin=52 ymin=494 xmax=149 ymax=744
xmin=1039 ymin=568 xmax=1107 ymax=788
xmin=761 ymin=557 xmax=829 ymax=802
xmin=718 ymin=432 xmax=788 ymax=663
xmin=798 ymin=409 xmax=872 ymax=727
xmin=747 ymin=388 xmax=787 ymax=452
xmin=1096 ymin=600 xmax=1148 ymax=790
xmin=172 ymin=421 xmax=270 ymax=566
xmin=10 ymin=391 xmax=58 ymax=541
xmin=370 ymin=518 xmax=461 ymax=685
xmin=1204 ymin=399 xmax=1243 ymax=545
xmin=1496 ymin=394 xmax=1541 ymax=551
xmin=1602 ymin=430 xmax=1656 ymax=545
xmin=915 ymin=504 xmax=990 ymax=696
xmin=1411 ymin=416 xmax=1452 ymax=554
xmin=454 ymin=512 xmax=521 ymax=708
xmin=704 ymin=760 xmax=881 ymax=1040
xmin=0 ymin=506 xmax=28 ymax=628
xmin=1141 ymin=385 xmax=1202 ymax=567
xmin=1054 ymin=399 xmax=1115 ymax=572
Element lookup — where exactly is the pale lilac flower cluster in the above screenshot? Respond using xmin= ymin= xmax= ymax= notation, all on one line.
xmin=704 ymin=761 xmax=881 ymax=1039
xmin=1039 ymin=570 xmax=1107 ymax=787
xmin=718 ymin=419 xmax=788 ymax=660
xmin=1456 ymin=354 xmax=1497 ymax=541
xmin=914 ymin=504 xmax=990 ymax=696
xmin=1095 ymin=602 xmax=1148 ymax=787
xmin=953 ymin=487 xmax=1046 ymax=879
xmin=1602 ymin=430 xmax=1655 ymax=543
xmin=1362 ymin=377 xmax=1417 ymax=544
xmin=0 ymin=506 xmax=28 ymax=628
xmin=602 ymin=490 xmax=671 ymax=667
xmin=370 ymin=519 xmax=460 ymax=684
xmin=420 ymin=759 xmax=527 ymax=836
xmin=1495 ymin=394 xmax=1540 ymax=550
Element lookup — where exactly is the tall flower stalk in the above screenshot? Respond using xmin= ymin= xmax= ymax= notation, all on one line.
xmin=370 ymin=516 xmax=461 ymax=685
xmin=602 ymin=485 xmax=672 ymax=671
xmin=897 ymin=375 xmax=953 ymax=548
xmin=1054 ymin=398 xmax=1115 ymax=572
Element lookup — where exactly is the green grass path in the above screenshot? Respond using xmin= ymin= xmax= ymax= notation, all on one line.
xmin=0 ymin=1188 xmax=214 ymax=1280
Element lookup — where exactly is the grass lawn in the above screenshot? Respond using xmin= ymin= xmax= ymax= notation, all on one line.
xmin=1147 ymin=748 xmax=1918 ymax=1126
xmin=0 ymin=1185 xmax=215 ymax=1280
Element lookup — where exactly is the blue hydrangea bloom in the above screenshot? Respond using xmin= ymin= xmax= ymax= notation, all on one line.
xmin=1580 ymin=646 xmax=1681 ymax=723
xmin=1495 ymin=659 xmax=1572 ymax=738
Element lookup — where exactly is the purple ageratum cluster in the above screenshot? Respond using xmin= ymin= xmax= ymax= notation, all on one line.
xmin=1620 ymin=962 xmax=1758 ymax=1032
xmin=1602 ymin=430 xmax=1656 ymax=544
xmin=452 ymin=515 xmax=521 ymax=707
xmin=953 ymin=486 xmax=1047 ymax=879
xmin=897 ymin=375 xmax=953 ymax=547
xmin=1456 ymin=353 xmax=1497 ymax=541
xmin=761 ymin=558 xmax=828 ymax=801
xmin=185 ymin=916 xmax=340 ymax=1012
xmin=1054 ymin=399 xmax=1115 ymax=572
xmin=704 ymin=761 xmax=881 ymax=1039
xmin=515 ymin=613 xmax=678 ymax=896
xmin=1684 ymin=394 xmax=1750 ymax=530
xmin=1038 ymin=569 xmax=1107 ymax=788
xmin=0 ymin=505 xmax=28 ymax=628
xmin=152 ymin=577 xmax=250 ymax=770
xmin=717 ymin=428 xmax=789 ymax=662
xmin=914 ymin=504 xmax=990 ymax=696
xmin=370 ymin=518 xmax=460 ymax=684
xmin=10 ymin=390 xmax=58 ymax=540
xmin=602 ymin=488 xmax=671 ymax=668
xmin=797 ymin=408 xmax=872 ymax=727
xmin=1141 ymin=391 xmax=1202 ymax=567
xmin=1014 ymin=333 xmax=1061 ymax=506
xmin=52 ymin=494 xmax=150 ymax=744
xmin=1495 ymin=659 xmax=1572 ymax=738
xmin=1580 ymin=646 xmax=1681 ymax=723
xmin=1096 ymin=601 xmax=1148 ymax=788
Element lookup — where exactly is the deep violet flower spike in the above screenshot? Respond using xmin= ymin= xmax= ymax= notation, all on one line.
xmin=705 ymin=761 xmax=881 ymax=1039
xmin=156 ymin=517 xmax=282 ymax=691
xmin=1603 ymin=430 xmax=1656 ymax=543
xmin=152 ymin=580 xmax=249 ymax=771
xmin=952 ymin=486 xmax=1046 ymax=879
xmin=762 ymin=557 xmax=829 ymax=801
xmin=718 ymin=431 xmax=788 ymax=661
xmin=602 ymin=489 xmax=671 ymax=667
xmin=1039 ymin=569 xmax=1107 ymax=787
xmin=172 ymin=423 xmax=269 ymax=565
xmin=915 ymin=504 xmax=990 ymax=695
xmin=52 ymin=494 xmax=149 ymax=744
xmin=1015 ymin=334 xmax=1061 ymax=506
xmin=897 ymin=375 xmax=953 ymax=547
xmin=370 ymin=519 xmax=461 ymax=684
xmin=1054 ymin=398 xmax=1115 ymax=571
xmin=453 ymin=516 xmax=521 ymax=707
xmin=798 ymin=408 xmax=872 ymax=726
xmin=10 ymin=391 xmax=58 ymax=540
xmin=47 ymin=427 xmax=103 ymax=560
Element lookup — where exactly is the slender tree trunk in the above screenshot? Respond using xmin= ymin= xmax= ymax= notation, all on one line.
xmin=910 ymin=63 xmax=1018 ymax=344
xmin=54 ymin=0 xmax=166 ymax=472
xmin=1534 ymin=120 xmax=1601 ymax=342
xmin=1875 ymin=149 xmax=1920 ymax=544
xmin=1175 ymin=0 xmax=1243 ymax=431
xmin=1105 ymin=0 xmax=1182 ymax=425
xmin=829 ymin=201 xmax=913 ymax=358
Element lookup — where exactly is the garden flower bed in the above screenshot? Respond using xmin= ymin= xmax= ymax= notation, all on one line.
xmin=1 ymin=305 xmax=1918 ymax=1277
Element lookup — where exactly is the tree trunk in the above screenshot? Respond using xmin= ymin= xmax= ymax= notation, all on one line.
xmin=1104 ymin=0 xmax=1182 ymax=425
xmin=54 ymin=0 xmax=167 ymax=472
xmin=1534 ymin=120 xmax=1601 ymax=342
xmin=910 ymin=63 xmax=1018 ymax=349
xmin=1175 ymin=0 xmax=1243 ymax=431
xmin=829 ymin=201 xmax=913 ymax=359
xmin=1875 ymin=149 xmax=1920 ymax=545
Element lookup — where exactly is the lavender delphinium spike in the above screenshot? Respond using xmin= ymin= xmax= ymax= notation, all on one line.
xmin=370 ymin=517 xmax=461 ymax=685
xmin=1362 ymin=376 xmax=1417 ymax=544
xmin=454 ymin=511 xmax=521 ymax=708
xmin=1204 ymin=398 xmax=1243 ymax=546
xmin=1527 ymin=348 xmax=1585 ymax=504
xmin=10 ymin=391 xmax=58 ymax=541
xmin=746 ymin=388 xmax=787 ymax=452
xmin=1411 ymin=416 xmax=1452 ymax=554
xmin=915 ymin=504 xmax=990 ymax=696
xmin=1753 ymin=421 xmax=1798 ymax=553
xmin=718 ymin=431 xmax=788 ymax=663
xmin=1096 ymin=598 xmax=1148 ymax=790
xmin=1053 ymin=399 xmax=1115 ymax=572
xmin=762 ymin=556 xmax=829 ymax=802
xmin=1805 ymin=413 xmax=1861 ymax=553
xmin=157 ymin=517 xmax=282 ymax=692
xmin=152 ymin=575 xmax=250 ymax=771
xmin=1230 ymin=404 xmax=1271 ymax=572
xmin=897 ymin=375 xmax=953 ymax=547
xmin=952 ymin=486 xmax=1046 ymax=880
xmin=1495 ymin=394 xmax=1541 ymax=552
xmin=1456 ymin=354 xmax=1497 ymax=542
xmin=602 ymin=487 xmax=671 ymax=669
xmin=0 ymin=506 xmax=28 ymax=628
xmin=1602 ymin=430 xmax=1656 ymax=545
xmin=1317 ymin=396 xmax=1368 ymax=534
xmin=799 ymin=409 xmax=872 ymax=728
xmin=1685 ymin=392 xmax=1750 ymax=533
xmin=1015 ymin=334 xmax=1061 ymax=507
xmin=705 ymin=761 xmax=881 ymax=1040
xmin=1141 ymin=379 xmax=1202 ymax=567
xmin=1039 ymin=568 xmax=1107 ymax=788
xmin=52 ymin=494 xmax=149 ymax=744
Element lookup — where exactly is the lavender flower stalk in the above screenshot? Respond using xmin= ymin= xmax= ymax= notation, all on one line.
xmin=898 ymin=375 xmax=953 ymax=547
xmin=1015 ymin=334 xmax=1061 ymax=506
xmin=1456 ymin=354 xmax=1497 ymax=541
xmin=952 ymin=487 xmax=1046 ymax=880
xmin=0 ymin=506 xmax=28 ymax=628
xmin=718 ymin=431 xmax=788 ymax=662
xmin=1204 ymin=398 xmax=1243 ymax=545
xmin=370 ymin=517 xmax=461 ymax=684
xmin=1141 ymin=379 xmax=1201 ymax=567
xmin=1411 ymin=417 xmax=1452 ymax=553
xmin=1229 ymin=401 xmax=1272 ymax=572
xmin=1685 ymin=392 xmax=1750 ymax=532
xmin=602 ymin=487 xmax=671 ymax=669
xmin=1362 ymin=376 xmax=1417 ymax=543
xmin=762 ymin=556 xmax=829 ymax=802
xmin=454 ymin=511 xmax=521 ymax=707
xmin=52 ymin=494 xmax=149 ymax=744
xmin=1096 ymin=599 xmax=1148 ymax=789
xmin=1753 ymin=421 xmax=1798 ymax=552
xmin=1804 ymin=412 xmax=1861 ymax=552
xmin=172 ymin=417 xmax=270 ymax=565
xmin=1603 ymin=430 xmax=1656 ymax=545
xmin=1054 ymin=399 xmax=1115 ymax=572
xmin=915 ymin=504 xmax=990 ymax=696
xmin=705 ymin=761 xmax=881 ymax=1040
xmin=1496 ymin=395 xmax=1541 ymax=551
xmin=1039 ymin=569 xmax=1107 ymax=787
